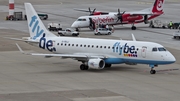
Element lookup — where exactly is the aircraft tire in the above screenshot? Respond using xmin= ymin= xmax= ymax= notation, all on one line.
xmin=131 ymin=26 xmax=136 ymax=30
xmin=105 ymin=64 xmax=111 ymax=68
xmin=80 ymin=64 xmax=85 ymax=70
xmin=80 ymin=64 xmax=88 ymax=70
xmin=150 ymin=70 xmax=156 ymax=74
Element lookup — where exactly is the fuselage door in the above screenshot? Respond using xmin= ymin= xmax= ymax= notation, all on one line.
xmin=141 ymin=46 xmax=147 ymax=58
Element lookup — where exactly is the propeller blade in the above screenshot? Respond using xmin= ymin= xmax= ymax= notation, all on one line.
xmin=118 ymin=8 xmax=120 ymax=14
xmin=116 ymin=19 xmax=120 ymax=23
xmin=89 ymin=7 xmax=91 ymax=13
xmin=122 ymin=11 xmax=126 ymax=15
xmin=92 ymin=8 xmax=96 ymax=13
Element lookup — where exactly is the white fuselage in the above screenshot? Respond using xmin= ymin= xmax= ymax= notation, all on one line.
xmin=37 ymin=36 xmax=175 ymax=65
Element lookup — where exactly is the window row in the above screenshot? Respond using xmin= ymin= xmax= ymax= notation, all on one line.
xmin=57 ymin=43 xmax=139 ymax=50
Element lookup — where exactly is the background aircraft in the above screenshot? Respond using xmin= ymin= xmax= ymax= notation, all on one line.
xmin=71 ymin=0 xmax=165 ymax=30
xmin=16 ymin=3 xmax=175 ymax=74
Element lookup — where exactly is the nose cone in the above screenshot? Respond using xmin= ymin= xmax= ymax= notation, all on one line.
xmin=166 ymin=52 xmax=176 ymax=64
xmin=71 ymin=21 xmax=78 ymax=28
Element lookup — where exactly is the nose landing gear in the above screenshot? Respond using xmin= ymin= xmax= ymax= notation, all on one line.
xmin=149 ymin=64 xmax=157 ymax=74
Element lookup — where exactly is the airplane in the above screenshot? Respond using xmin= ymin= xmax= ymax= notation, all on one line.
xmin=15 ymin=3 xmax=175 ymax=74
xmin=71 ymin=0 xmax=165 ymax=30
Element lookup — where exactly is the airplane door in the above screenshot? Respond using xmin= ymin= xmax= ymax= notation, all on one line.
xmin=141 ymin=46 xmax=147 ymax=58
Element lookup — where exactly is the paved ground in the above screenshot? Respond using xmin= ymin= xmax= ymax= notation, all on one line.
xmin=0 ymin=0 xmax=180 ymax=101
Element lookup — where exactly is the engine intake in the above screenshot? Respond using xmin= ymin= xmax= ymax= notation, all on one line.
xmin=88 ymin=59 xmax=105 ymax=69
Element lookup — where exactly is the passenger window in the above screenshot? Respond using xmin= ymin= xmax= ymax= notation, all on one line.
xmin=112 ymin=47 xmax=114 ymax=49
xmin=72 ymin=44 xmax=74 ymax=46
xmin=65 ymin=44 xmax=66 ymax=46
xmin=84 ymin=45 xmax=86 ymax=47
xmin=152 ymin=47 xmax=157 ymax=52
xmin=108 ymin=46 xmax=110 ymax=49
xmin=104 ymin=46 xmax=106 ymax=48
xmin=68 ymin=44 xmax=70 ymax=46
xmin=100 ymin=46 xmax=102 ymax=48
xmin=57 ymin=43 xmax=59 ymax=45
xmin=96 ymin=46 xmax=98 ymax=48
xmin=92 ymin=45 xmax=94 ymax=48
xmin=61 ymin=43 xmax=63 ymax=46
xmin=76 ymin=44 xmax=78 ymax=47
xmin=80 ymin=45 xmax=82 ymax=47
xmin=88 ymin=45 xmax=90 ymax=47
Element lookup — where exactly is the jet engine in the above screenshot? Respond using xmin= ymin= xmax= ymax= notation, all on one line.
xmin=88 ymin=59 xmax=105 ymax=69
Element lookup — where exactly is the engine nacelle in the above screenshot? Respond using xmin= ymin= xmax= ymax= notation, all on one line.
xmin=88 ymin=59 xmax=105 ymax=69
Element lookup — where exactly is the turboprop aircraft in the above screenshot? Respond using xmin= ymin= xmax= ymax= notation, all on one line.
xmin=16 ymin=3 xmax=175 ymax=74
xmin=71 ymin=0 xmax=165 ymax=30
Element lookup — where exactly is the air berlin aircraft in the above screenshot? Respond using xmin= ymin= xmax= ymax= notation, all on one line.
xmin=71 ymin=0 xmax=165 ymax=30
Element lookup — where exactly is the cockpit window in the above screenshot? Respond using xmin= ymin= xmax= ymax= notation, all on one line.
xmin=152 ymin=47 xmax=157 ymax=52
xmin=158 ymin=47 xmax=166 ymax=51
xmin=77 ymin=19 xmax=86 ymax=21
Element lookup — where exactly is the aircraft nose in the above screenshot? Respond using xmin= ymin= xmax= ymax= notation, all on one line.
xmin=166 ymin=52 xmax=176 ymax=64
xmin=71 ymin=22 xmax=78 ymax=28
xmin=170 ymin=54 xmax=176 ymax=63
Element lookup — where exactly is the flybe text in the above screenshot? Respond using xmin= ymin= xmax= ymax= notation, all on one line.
xmin=39 ymin=34 xmax=56 ymax=52
xmin=29 ymin=15 xmax=44 ymax=40
xmin=113 ymin=42 xmax=137 ymax=57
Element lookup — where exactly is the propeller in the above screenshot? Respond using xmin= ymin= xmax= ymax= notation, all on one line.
xmin=88 ymin=7 xmax=96 ymax=16
xmin=116 ymin=8 xmax=126 ymax=23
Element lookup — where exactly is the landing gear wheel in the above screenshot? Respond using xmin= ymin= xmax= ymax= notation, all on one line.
xmin=80 ymin=64 xmax=89 ymax=70
xmin=150 ymin=70 xmax=156 ymax=74
xmin=131 ymin=26 xmax=136 ymax=30
xmin=80 ymin=64 xmax=85 ymax=70
xmin=76 ymin=28 xmax=79 ymax=31
xmin=105 ymin=64 xmax=111 ymax=68
xmin=85 ymin=66 xmax=89 ymax=70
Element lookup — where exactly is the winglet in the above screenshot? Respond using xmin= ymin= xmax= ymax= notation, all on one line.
xmin=132 ymin=34 xmax=136 ymax=41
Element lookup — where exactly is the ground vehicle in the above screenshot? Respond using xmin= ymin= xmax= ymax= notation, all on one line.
xmin=58 ymin=28 xmax=79 ymax=36
xmin=24 ymin=13 xmax=48 ymax=20
xmin=149 ymin=20 xmax=168 ymax=28
xmin=169 ymin=22 xmax=180 ymax=29
xmin=48 ymin=23 xmax=62 ymax=31
xmin=6 ymin=12 xmax=23 ymax=20
xmin=94 ymin=28 xmax=112 ymax=35
xmin=37 ymin=14 xmax=48 ymax=20
xmin=173 ymin=30 xmax=180 ymax=39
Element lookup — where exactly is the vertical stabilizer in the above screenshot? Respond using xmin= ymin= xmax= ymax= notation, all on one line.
xmin=152 ymin=0 xmax=165 ymax=14
xmin=25 ymin=3 xmax=56 ymax=40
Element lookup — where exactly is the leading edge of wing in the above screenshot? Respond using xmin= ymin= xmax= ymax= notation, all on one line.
xmin=16 ymin=43 xmax=105 ymax=59
xmin=31 ymin=53 xmax=106 ymax=59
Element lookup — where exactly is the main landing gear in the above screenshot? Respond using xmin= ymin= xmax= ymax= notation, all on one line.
xmin=149 ymin=65 xmax=156 ymax=74
xmin=80 ymin=64 xmax=89 ymax=70
xmin=105 ymin=64 xmax=111 ymax=68
xmin=131 ymin=23 xmax=136 ymax=30
xmin=131 ymin=26 xmax=136 ymax=30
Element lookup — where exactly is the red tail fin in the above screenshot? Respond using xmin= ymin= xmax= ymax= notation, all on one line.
xmin=152 ymin=0 xmax=165 ymax=14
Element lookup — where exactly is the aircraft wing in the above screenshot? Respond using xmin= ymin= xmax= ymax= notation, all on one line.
xmin=16 ymin=43 xmax=106 ymax=59
xmin=74 ymin=8 xmax=91 ymax=12
xmin=73 ymin=8 xmax=109 ymax=14
xmin=31 ymin=53 xmax=105 ymax=59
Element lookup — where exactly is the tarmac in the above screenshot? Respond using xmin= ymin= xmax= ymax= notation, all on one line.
xmin=0 ymin=0 xmax=180 ymax=101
